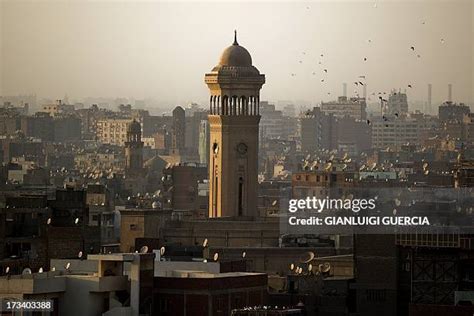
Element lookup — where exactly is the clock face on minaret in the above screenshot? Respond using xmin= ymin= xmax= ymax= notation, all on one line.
xmin=205 ymin=31 xmax=265 ymax=219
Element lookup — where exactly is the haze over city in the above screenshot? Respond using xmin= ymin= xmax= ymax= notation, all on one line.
xmin=1 ymin=0 xmax=473 ymax=107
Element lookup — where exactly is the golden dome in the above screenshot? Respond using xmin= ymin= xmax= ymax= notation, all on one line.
xmin=218 ymin=31 xmax=253 ymax=67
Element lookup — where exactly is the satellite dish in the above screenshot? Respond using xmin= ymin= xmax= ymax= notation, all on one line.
xmin=394 ymin=198 xmax=401 ymax=207
xmin=203 ymin=259 xmax=207 ymax=263
xmin=300 ymin=251 xmax=315 ymax=263
xmin=290 ymin=263 xmax=295 ymax=271
xmin=5 ymin=266 xmax=10 ymax=274
xmin=272 ymin=200 xmax=278 ymax=206
xmin=46 ymin=218 xmax=51 ymax=225
xmin=160 ymin=246 xmax=165 ymax=256
xmin=78 ymin=251 xmax=83 ymax=258
xmin=51 ymin=266 xmax=56 ymax=272
xmin=140 ymin=246 xmax=149 ymax=254
xmin=38 ymin=267 xmax=44 ymax=273
xmin=22 ymin=268 xmax=32 ymax=275
xmin=308 ymin=263 xmax=313 ymax=272
xmin=320 ymin=262 xmax=331 ymax=273
xmin=393 ymin=209 xmax=397 ymax=215
xmin=213 ymin=252 xmax=219 ymax=262
xmin=242 ymin=251 xmax=246 ymax=258
xmin=74 ymin=218 xmax=79 ymax=225
xmin=202 ymin=238 xmax=208 ymax=248
xmin=65 ymin=262 xmax=71 ymax=270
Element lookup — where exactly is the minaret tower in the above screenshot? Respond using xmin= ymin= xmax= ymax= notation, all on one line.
xmin=205 ymin=31 xmax=265 ymax=218
xmin=125 ymin=119 xmax=144 ymax=175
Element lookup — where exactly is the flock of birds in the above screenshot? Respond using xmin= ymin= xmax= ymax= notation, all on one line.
xmin=291 ymin=2 xmax=447 ymax=102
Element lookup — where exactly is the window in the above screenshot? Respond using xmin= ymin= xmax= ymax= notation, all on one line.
xmin=130 ymin=224 xmax=138 ymax=231
xmin=159 ymin=298 xmax=168 ymax=312
xmin=366 ymin=289 xmax=386 ymax=302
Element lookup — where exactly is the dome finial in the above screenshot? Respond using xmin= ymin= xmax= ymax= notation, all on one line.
xmin=233 ymin=30 xmax=238 ymax=45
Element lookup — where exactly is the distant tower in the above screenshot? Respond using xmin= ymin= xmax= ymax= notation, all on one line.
xmin=427 ymin=83 xmax=432 ymax=114
xmin=171 ymin=106 xmax=185 ymax=154
xmin=205 ymin=31 xmax=265 ymax=218
xmin=448 ymin=83 xmax=453 ymax=102
xmin=342 ymin=83 xmax=347 ymax=97
xmin=125 ymin=119 xmax=144 ymax=174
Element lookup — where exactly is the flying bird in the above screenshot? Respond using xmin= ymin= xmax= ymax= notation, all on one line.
xmin=410 ymin=46 xmax=415 ymax=51
xmin=364 ymin=57 xmax=367 ymax=61
xmin=408 ymin=84 xmax=412 ymax=88
xmin=323 ymin=69 xmax=328 ymax=73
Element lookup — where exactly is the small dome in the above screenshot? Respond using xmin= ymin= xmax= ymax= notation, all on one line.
xmin=218 ymin=31 xmax=252 ymax=67
xmin=128 ymin=119 xmax=141 ymax=134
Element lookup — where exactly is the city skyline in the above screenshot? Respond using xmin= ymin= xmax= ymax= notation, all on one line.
xmin=1 ymin=0 xmax=473 ymax=107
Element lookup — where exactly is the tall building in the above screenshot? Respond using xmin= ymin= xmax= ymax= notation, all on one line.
xmin=320 ymin=96 xmax=367 ymax=120
xmin=300 ymin=107 xmax=337 ymax=152
xmin=205 ymin=31 xmax=265 ymax=218
xmin=198 ymin=119 xmax=210 ymax=164
xmin=371 ymin=117 xmax=435 ymax=149
xmin=387 ymin=90 xmax=408 ymax=116
xmin=125 ymin=119 xmax=144 ymax=175
xmin=96 ymin=118 xmax=133 ymax=145
xmin=171 ymin=106 xmax=185 ymax=154
xmin=438 ymin=101 xmax=470 ymax=122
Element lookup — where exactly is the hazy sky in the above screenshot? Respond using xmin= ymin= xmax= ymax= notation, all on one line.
xmin=1 ymin=0 xmax=473 ymax=107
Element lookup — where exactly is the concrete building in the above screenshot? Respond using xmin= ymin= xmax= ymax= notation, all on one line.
xmin=386 ymin=90 xmax=408 ymax=116
xmin=439 ymin=101 xmax=470 ymax=123
xmin=119 ymin=209 xmax=167 ymax=253
xmin=199 ymin=119 xmax=210 ymax=165
xmin=96 ymin=118 xmax=134 ymax=146
xmin=171 ymin=106 xmax=186 ymax=154
xmin=321 ymin=96 xmax=367 ymax=121
xmin=205 ymin=31 xmax=265 ymax=218
xmin=259 ymin=101 xmax=285 ymax=140
xmin=161 ymin=163 xmax=208 ymax=215
xmin=0 ymin=253 xmax=154 ymax=316
xmin=125 ymin=120 xmax=144 ymax=176
xmin=42 ymin=99 xmax=75 ymax=117
xmin=300 ymin=107 xmax=337 ymax=153
xmin=371 ymin=117 xmax=435 ymax=149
